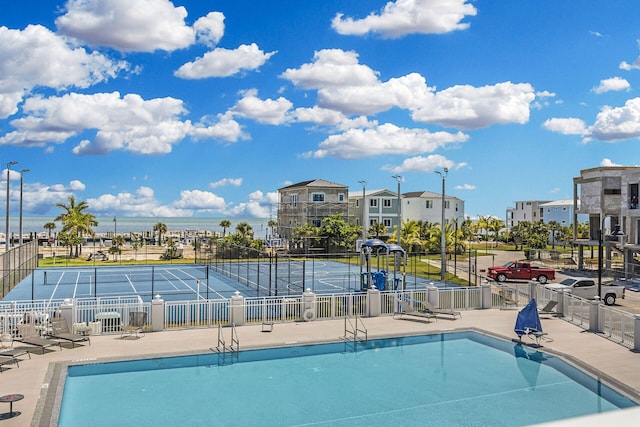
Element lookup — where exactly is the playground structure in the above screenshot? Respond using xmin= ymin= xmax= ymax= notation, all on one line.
xmin=359 ymin=239 xmax=406 ymax=291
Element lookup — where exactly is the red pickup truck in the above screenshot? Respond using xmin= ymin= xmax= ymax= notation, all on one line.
xmin=487 ymin=261 xmax=555 ymax=284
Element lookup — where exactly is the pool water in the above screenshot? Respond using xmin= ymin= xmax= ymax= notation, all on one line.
xmin=58 ymin=332 xmax=636 ymax=427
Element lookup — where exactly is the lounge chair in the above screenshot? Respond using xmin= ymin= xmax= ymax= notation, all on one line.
xmin=393 ymin=300 xmax=436 ymax=323
xmin=15 ymin=324 xmax=62 ymax=354
xmin=500 ymin=289 xmax=518 ymax=309
xmin=514 ymin=299 xmax=552 ymax=346
xmin=121 ymin=312 xmax=147 ymax=339
xmin=0 ymin=355 xmax=20 ymax=372
xmin=419 ymin=300 xmax=461 ymax=319
xmin=538 ymin=300 xmax=557 ymax=315
xmin=50 ymin=318 xmax=90 ymax=348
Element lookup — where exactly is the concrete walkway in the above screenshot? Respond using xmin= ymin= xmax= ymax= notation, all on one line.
xmin=1 ymin=308 xmax=639 ymax=426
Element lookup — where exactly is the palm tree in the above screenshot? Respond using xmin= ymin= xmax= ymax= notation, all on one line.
xmin=43 ymin=222 xmax=56 ymax=243
xmin=267 ymin=220 xmax=277 ymax=238
xmin=219 ymin=219 xmax=231 ymax=237
xmin=235 ymin=222 xmax=253 ymax=238
xmin=368 ymin=222 xmax=387 ymax=239
xmin=54 ymin=196 xmax=97 ymax=257
xmin=153 ymin=222 xmax=167 ymax=246
xmin=111 ymin=235 xmax=125 ymax=262
xmin=548 ymin=220 xmax=561 ymax=249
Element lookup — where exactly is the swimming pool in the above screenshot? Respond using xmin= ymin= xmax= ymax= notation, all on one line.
xmin=57 ymin=332 xmax=636 ymax=426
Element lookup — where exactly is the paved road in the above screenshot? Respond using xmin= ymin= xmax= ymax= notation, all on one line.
xmin=452 ymin=249 xmax=640 ymax=315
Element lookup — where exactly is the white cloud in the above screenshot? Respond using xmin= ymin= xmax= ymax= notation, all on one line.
xmin=0 ymin=25 xmax=128 ymax=118
xmin=590 ymin=97 xmax=640 ymax=141
xmin=193 ymin=12 xmax=225 ymax=47
xmin=0 ymin=92 xmax=245 ymax=153
xmin=600 ymin=158 xmax=622 ymax=167
xmin=87 ymin=186 xmax=190 ymax=216
xmin=304 ymin=123 xmax=468 ymax=159
xmin=411 ymin=82 xmax=536 ymax=130
xmin=226 ymin=190 xmax=278 ymax=218
xmin=592 ymin=77 xmax=630 ymax=94
xmin=69 ymin=180 xmax=86 ymax=191
xmin=385 ymin=154 xmax=459 ymax=173
xmin=542 ymin=118 xmax=588 ymax=135
xmin=56 ymin=0 xmax=195 ymax=52
xmin=332 ymin=0 xmax=477 ymax=38
xmin=455 ymin=184 xmax=476 ymax=190
xmin=229 ymin=89 xmax=293 ymax=125
xmin=173 ymin=189 xmax=226 ymax=211
xmin=175 ymin=43 xmax=276 ymax=79
xmin=209 ymin=178 xmax=243 ymax=189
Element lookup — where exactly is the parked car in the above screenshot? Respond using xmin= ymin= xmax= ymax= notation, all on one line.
xmin=87 ymin=250 xmax=108 ymax=261
xmin=545 ymin=277 xmax=625 ymax=305
xmin=487 ymin=261 xmax=555 ymax=284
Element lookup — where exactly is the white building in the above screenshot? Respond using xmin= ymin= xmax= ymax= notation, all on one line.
xmin=506 ymin=200 xmax=552 ymax=228
xmin=402 ymin=191 xmax=465 ymax=226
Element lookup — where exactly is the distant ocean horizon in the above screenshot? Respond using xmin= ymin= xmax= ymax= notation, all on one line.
xmin=12 ymin=216 xmax=272 ymax=237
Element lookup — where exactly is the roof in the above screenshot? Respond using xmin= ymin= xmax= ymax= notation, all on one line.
xmin=278 ymin=179 xmax=347 ymax=191
xmin=539 ymin=199 xmax=579 ymax=207
xmin=347 ymin=189 xmax=397 ymax=198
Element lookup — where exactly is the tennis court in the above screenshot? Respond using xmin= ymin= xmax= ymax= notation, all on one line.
xmin=4 ymin=260 xmax=446 ymax=303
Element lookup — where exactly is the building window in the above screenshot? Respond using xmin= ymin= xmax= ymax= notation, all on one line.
xmin=369 ymin=219 xmax=377 ymax=226
xmin=312 ymin=219 xmax=321 ymax=227
xmin=289 ymin=194 xmax=297 ymax=207
xmin=444 ymin=201 xmax=450 ymax=209
xmin=370 ymin=199 xmax=378 ymax=207
xmin=425 ymin=200 xmax=433 ymax=208
xmin=312 ymin=193 xmax=325 ymax=202
xmin=383 ymin=218 xmax=392 ymax=227
xmin=338 ymin=193 xmax=344 ymax=202
xmin=604 ymin=188 xmax=621 ymax=195
xmin=356 ymin=200 xmax=359 ymax=207
xmin=383 ymin=199 xmax=392 ymax=207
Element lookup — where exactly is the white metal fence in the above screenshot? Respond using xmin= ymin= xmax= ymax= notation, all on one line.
xmin=1 ymin=285 xmax=638 ymax=351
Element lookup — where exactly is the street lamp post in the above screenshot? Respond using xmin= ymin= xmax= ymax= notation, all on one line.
xmin=392 ymin=175 xmax=402 ymax=247
xmin=358 ymin=180 xmax=366 ymax=242
xmin=435 ymin=168 xmax=448 ymax=281
xmin=5 ymin=161 xmax=18 ymax=252
xmin=19 ymin=169 xmax=29 ymax=246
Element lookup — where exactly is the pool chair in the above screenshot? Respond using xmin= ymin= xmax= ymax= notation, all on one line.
xmin=50 ymin=318 xmax=91 ymax=348
xmin=500 ymin=289 xmax=518 ymax=309
xmin=538 ymin=300 xmax=557 ymax=315
xmin=121 ymin=312 xmax=147 ymax=339
xmin=419 ymin=300 xmax=461 ymax=319
xmin=393 ymin=300 xmax=437 ymax=323
xmin=15 ymin=324 xmax=62 ymax=354
xmin=0 ymin=355 xmax=20 ymax=372
xmin=514 ymin=299 xmax=552 ymax=347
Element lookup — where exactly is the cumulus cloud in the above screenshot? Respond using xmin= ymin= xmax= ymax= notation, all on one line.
xmin=209 ymin=178 xmax=243 ymax=188
xmin=56 ymin=0 xmax=195 ymax=52
xmin=173 ymin=189 xmax=226 ymax=211
xmin=542 ymin=118 xmax=588 ymax=136
xmin=0 ymin=25 xmax=128 ymax=118
xmin=384 ymin=154 xmax=461 ymax=173
xmin=225 ymin=190 xmax=278 ymax=218
xmin=0 ymin=92 xmax=245 ymax=154
xmin=411 ymin=82 xmax=536 ymax=130
xmin=304 ymin=123 xmax=468 ymax=159
xmin=229 ymin=89 xmax=293 ymax=125
xmin=592 ymin=77 xmax=630 ymax=94
xmin=87 ymin=186 xmax=190 ymax=216
xmin=193 ymin=11 xmax=225 ymax=47
xmin=332 ymin=0 xmax=477 ymax=38
xmin=600 ymin=158 xmax=622 ymax=167
xmin=69 ymin=180 xmax=86 ymax=191
xmin=175 ymin=43 xmax=276 ymax=79
xmin=590 ymin=97 xmax=640 ymax=141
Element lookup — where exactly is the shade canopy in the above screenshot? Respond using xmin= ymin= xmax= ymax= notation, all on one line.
xmin=514 ymin=298 xmax=543 ymax=337
xmin=385 ymin=243 xmax=405 ymax=254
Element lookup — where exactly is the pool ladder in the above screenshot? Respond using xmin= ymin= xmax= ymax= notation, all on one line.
xmin=343 ymin=313 xmax=367 ymax=349
xmin=212 ymin=323 xmax=239 ymax=364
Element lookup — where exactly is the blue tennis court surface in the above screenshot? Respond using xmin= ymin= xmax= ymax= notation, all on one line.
xmin=5 ymin=261 xmax=445 ymax=303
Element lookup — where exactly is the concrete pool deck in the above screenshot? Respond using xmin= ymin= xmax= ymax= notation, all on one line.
xmin=1 ymin=309 xmax=640 ymax=426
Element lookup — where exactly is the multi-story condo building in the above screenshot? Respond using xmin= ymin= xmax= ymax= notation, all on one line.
xmin=539 ymin=200 xmax=583 ymax=228
xmin=506 ymin=200 xmax=552 ymax=228
xmin=276 ymin=179 xmax=349 ymax=240
xmin=573 ymin=166 xmax=640 ymax=277
xmin=401 ymin=191 xmax=465 ymax=227
xmin=348 ymin=189 xmax=401 ymax=237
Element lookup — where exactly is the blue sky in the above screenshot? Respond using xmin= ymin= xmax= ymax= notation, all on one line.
xmin=1 ymin=0 xmax=640 ymax=220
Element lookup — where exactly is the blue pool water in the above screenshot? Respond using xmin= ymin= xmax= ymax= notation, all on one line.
xmin=59 ymin=332 xmax=636 ymax=427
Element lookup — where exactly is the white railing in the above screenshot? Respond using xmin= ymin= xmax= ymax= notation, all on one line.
xmin=599 ymin=305 xmax=636 ymax=348
xmin=564 ymin=294 xmax=591 ymax=328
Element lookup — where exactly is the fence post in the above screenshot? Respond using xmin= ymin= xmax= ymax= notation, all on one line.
xmin=634 ymin=315 xmax=640 ymax=352
xmin=556 ymin=290 xmax=565 ymax=317
xmin=588 ymin=298 xmax=601 ymax=333
xmin=367 ymin=287 xmax=381 ymax=317
xmin=427 ymin=283 xmax=439 ymax=307
xmin=481 ymin=280 xmax=492 ymax=309
xmin=230 ymin=291 xmax=245 ymax=326
xmin=301 ymin=289 xmax=316 ymax=321
xmin=59 ymin=298 xmax=74 ymax=327
xmin=151 ymin=295 xmax=164 ymax=332
xmin=529 ymin=280 xmax=537 ymax=302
